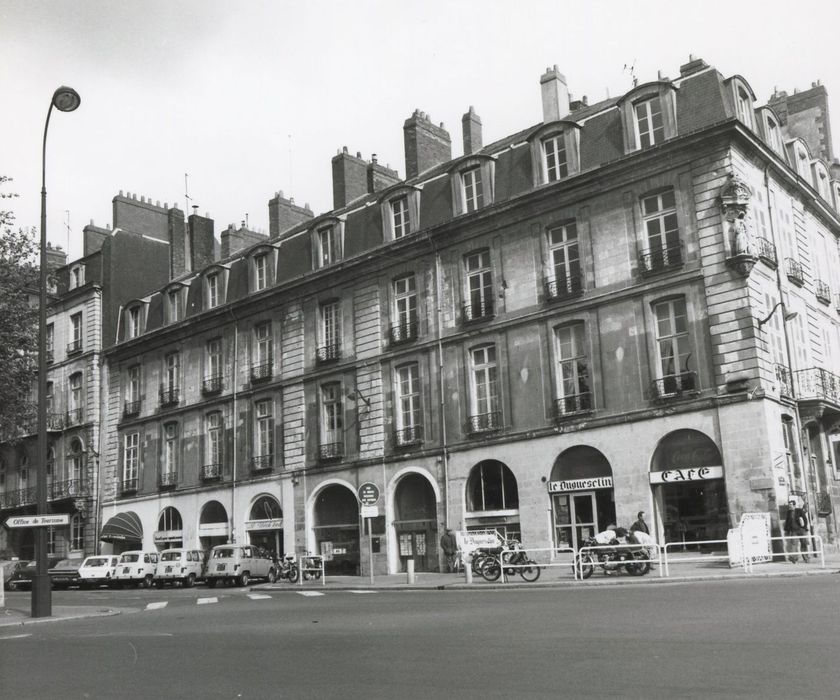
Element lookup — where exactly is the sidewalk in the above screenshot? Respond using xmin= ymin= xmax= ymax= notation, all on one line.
xmin=0 ymin=604 xmax=129 ymax=628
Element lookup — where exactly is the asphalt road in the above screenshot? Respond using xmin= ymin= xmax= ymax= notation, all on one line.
xmin=2 ymin=577 xmax=839 ymax=699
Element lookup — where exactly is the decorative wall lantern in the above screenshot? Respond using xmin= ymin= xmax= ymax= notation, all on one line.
xmin=720 ymin=174 xmax=758 ymax=277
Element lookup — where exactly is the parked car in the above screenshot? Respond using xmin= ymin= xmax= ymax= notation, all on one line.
xmin=77 ymin=555 xmax=120 ymax=588
xmin=1 ymin=559 xmax=25 ymax=590
xmin=154 ymin=548 xmax=205 ymax=587
xmin=113 ymin=550 xmax=159 ymax=588
xmin=6 ymin=557 xmax=64 ymax=590
xmin=205 ymin=544 xmax=276 ymax=587
xmin=48 ymin=558 xmax=82 ymax=589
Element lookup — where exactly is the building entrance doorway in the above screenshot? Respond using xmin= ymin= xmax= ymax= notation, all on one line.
xmin=552 ymin=491 xmax=603 ymax=551
xmin=393 ymin=473 xmax=437 ymax=572
xmin=314 ymin=485 xmax=360 ymax=576
xmin=247 ymin=495 xmax=284 ymax=559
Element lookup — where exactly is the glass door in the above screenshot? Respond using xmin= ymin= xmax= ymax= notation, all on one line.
xmin=552 ymin=491 xmax=598 ymax=551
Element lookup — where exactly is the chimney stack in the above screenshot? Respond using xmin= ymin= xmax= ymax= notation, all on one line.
xmin=188 ymin=212 xmax=215 ymax=271
xmin=367 ymin=155 xmax=400 ymax=194
xmin=540 ymin=65 xmax=569 ymax=123
xmin=462 ymin=106 xmax=483 ymax=155
xmin=45 ymin=242 xmax=67 ymax=272
xmin=332 ymin=147 xmax=368 ymax=209
xmin=403 ymin=109 xmax=452 ymax=179
xmin=269 ymin=190 xmax=314 ymax=238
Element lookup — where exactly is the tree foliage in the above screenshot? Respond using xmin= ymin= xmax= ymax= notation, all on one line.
xmin=0 ymin=176 xmax=39 ymax=439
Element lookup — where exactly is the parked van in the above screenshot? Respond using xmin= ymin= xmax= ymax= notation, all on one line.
xmin=154 ymin=548 xmax=205 ymax=587
xmin=113 ymin=550 xmax=160 ymax=588
xmin=206 ymin=544 xmax=276 ymax=587
xmin=78 ymin=555 xmax=120 ymax=588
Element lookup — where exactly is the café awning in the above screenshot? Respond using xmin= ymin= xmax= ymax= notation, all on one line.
xmin=100 ymin=511 xmax=143 ymax=543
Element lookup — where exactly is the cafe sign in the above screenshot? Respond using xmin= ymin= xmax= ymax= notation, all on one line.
xmin=547 ymin=477 xmax=613 ymax=493
xmin=649 ymin=466 xmax=723 ymax=484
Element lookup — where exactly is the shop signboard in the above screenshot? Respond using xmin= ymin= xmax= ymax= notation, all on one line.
xmin=244 ymin=519 xmax=283 ymax=531
xmin=358 ymin=482 xmax=380 ymax=506
xmin=153 ymin=529 xmax=183 ymax=544
xmin=649 ymin=466 xmax=723 ymax=484
xmin=728 ymin=512 xmax=772 ymax=567
xmin=198 ymin=523 xmax=229 ymax=537
xmin=547 ymin=477 xmax=613 ymax=493
xmin=455 ymin=530 xmax=502 ymax=555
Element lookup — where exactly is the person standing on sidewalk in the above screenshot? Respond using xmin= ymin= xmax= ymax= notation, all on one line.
xmin=630 ymin=511 xmax=650 ymax=536
xmin=440 ymin=527 xmax=458 ymax=573
xmin=784 ymin=499 xmax=810 ymax=563
xmin=630 ymin=512 xmax=656 ymax=569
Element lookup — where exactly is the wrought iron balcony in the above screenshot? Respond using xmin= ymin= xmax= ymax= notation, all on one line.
xmin=65 ymin=408 xmax=84 ymax=426
xmin=202 ymin=375 xmax=223 ymax=395
xmin=47 ymin=413 xmax=64 ymax=431
xmin=815 ymin=279 xmax=831 ymax=305
xmin=250 ymin=362 xmax=273 ymax=382
xmin=318 ymin=442 xmax=344 ymax=461
xmin=650 ymin=371 xmax=698 ymax=400
xmin=123 ymin=400 xmax=141 ymax=418
xmin=775 ymin=364 xmax=793 ymax=397
xmin=462 ymin=299 xmax=494 ymax=324
xmin=0 ymin=487 xmax=36 ymax=509
xmin=159 ymin=387 xmax=180 ymax=407
xmin=120 ymin=478 xmax=138 ymax=494
xmin=755 ymin=237 xmax=777 ymax=268
xmin=316 ymin=343 xmax=341 ymax=364
xmin=553 ymin=392 xmax=594 ymax=420
xmin=201 ymin=464 xmax=222 ymax=481
xmin=250 ymin=455 xmax=273 ymax=473
xmin=794 ymin=367 xmax=840 ymax=405
xmin=639 ymin=243 xmax=684 ymax=276
xmin=390 ymin=320 xmax=418 ymax=345
xmin=66 ymin=339 xmax=83 ymax=355
xmin=394 ymin=425 xmax=424 ymax=448
xmin=785 ymin=258 xmax=804 ymax=286
xmin=49 ymin=478 xmax=86 ymax=500
xmin=467 ymin=411 xmax=502 ymax=435
xmin=158 ymin=471 xmax=177 ymax=489
xmin=545 ymin=275 xmax=583 ymax=302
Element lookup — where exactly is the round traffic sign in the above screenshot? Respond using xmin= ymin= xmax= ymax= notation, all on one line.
xmin=357 ymin=482 xmax=380 ymax=505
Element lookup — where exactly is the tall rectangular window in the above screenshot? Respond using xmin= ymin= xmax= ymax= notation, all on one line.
xmin=46 ymin=323 xmax=54 ymax=361
xmin=318 ymin=226 xmax=342 ymax=267
xmin=634 ymin=97 xmax=664 ymax=148
xmin=766 ymin=116 xmax=782 ymax=153
xmin=255 ymin=400 xmax=274 ymax=458
xmin=70 ymin=312 xmax=82 ymax=351
xmin=68 ymin=373 xmax=82 ymax=412
xmin=641 ymin=189 xmax=681 ymax=270
xmin=395 ymin=364 xmax=422 ymax=444
xmin=392 ymin=196 xmax=410 ymax=238
xmin=127 ymin=307 xmax=140 ymax=338
xmin=163 ymin=423 xmax=178 ymax=476
xmin=126 ymin=365 xmax=141 ymax=413
xmin=320 ymin=301 xmax=341 ymax=357
xmin=320 ymin=384 xmax=343 ymax=449
xmin=254 ymin=253 xmax=268 ymax=291
xmin=736 ymin=88 xmax=753 ymax=127
xmin=206 ymin=413 xmax=222 ymax=466
xmin=555 ymin=324 xmax=591 ymax=415
xmin=123 ymin=432 xmax=139 ymax=483
xmin=470 ymin=345 xmax=499 ymax=425
xmin=46 ymin=382 xmax=54 ymax=415
xmin=654 ymin=297 xmax=694 ymax=394
xmin=392 ymin=274 xmax=417 ymax=342
xmin=542 ymin=133 xmax=568 ymax=182
xmin=167 ymin=289 xmax=180 ymax=324
xmin=206 ymin=338 xmax=222 ymax=379
xmin=461 ymin=166 xmax=484 ymax=212
xmin=547 ymin=222 xmax=581 ymax=297
xmin=207 ymin=273 xmax=219 ymax=309
xmin=464 ymin=250 xmax=493 ymax=320
xmin=165 ymin=352 xmax=180 ymax=393
xmin=253 ymin=322 xmax=273 ymax=376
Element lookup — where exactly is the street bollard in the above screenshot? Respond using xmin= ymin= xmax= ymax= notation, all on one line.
xmin=465 ymin=560 xmax=473 ymax=584
xmin=406 ymin=558 xmax=415 ymax=584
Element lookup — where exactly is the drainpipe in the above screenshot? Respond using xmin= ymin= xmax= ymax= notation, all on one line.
xmin=433 ymin=251 xmax=451 ymax=529
xmin=230 ymin=323 xmax=238 ymax=543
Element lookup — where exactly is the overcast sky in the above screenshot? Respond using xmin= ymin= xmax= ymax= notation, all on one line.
xmin=2 ymin=0 xmax=838 ymax=261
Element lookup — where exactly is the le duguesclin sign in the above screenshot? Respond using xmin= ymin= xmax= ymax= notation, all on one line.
xmin=547 ymin=477 xmax=613 ymax=493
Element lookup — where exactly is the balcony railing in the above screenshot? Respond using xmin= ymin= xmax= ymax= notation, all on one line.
xmin=0 ymin=487 xmax=36 ymax=509
xmin=545 ymin=275 xmax=583 ymax=302
xmin=775 ymin=364 xmax=793 ymax=397
xmin=390 ymin=320 xmax=418 ymax=346
xmin=462 ymin=299 xmax=494 ymax=324
xmin=202 ymin=375 xmax=223 ymax=395
xmin=65 ymin=408 xmax=84 ymax=426
xmin=250 ymin=362 xmax=273 ymax=382
xmin=66 ymin=339 xmax=83 ymax=355
xmin=815 ymin=280 xmax=831 ymax=305
xmin=46 ymin=349 xmax=54 ymax=364
xmin=318 ymin=442 xmax=344 ymax=461
xmin=835 ymin=294 xmax=840 ymax=316
xmin=120 ymin=478 xmax=138 ymax=494
xmin=159 ymin=387 xmax=180 ymax=407
xmin=316 ymin=343 xmax=341 ymax=364
xmin=123 ymin=400 xmax=141 ymax=418
xmin=49 ymin=478 xmax=86 ymax=500
xmin=785 ymin=258 xmax=804 ymax=286
xmin=250 ymin=455 xmax=273 ymax=474
xmin=201 ymin=464 xmax=222 ymax=481
xmin=467 ymin=411 xmax=502 ymax=435
xmin=639 ymin=243 xmax=684 ymax=276
xmin=794 ymin=367 xmax=840 ymax=404
xmin=553 ymin=392 xmax=594 ymax=420
xmin=394 ymin=425 xmax=424 ymax=448
xmin=650 ymin=371 xmax=698 ymax=400
xmin=158 ymin=471 xmax=177 ymax=489
xmin=755 ymin=237 xmax=777 ymax=268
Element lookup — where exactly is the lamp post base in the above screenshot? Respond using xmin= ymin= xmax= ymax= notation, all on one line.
xmin=31 ymin=573 xmax=52 ymax=618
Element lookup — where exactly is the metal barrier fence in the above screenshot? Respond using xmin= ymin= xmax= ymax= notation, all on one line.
xmin=661 ymin=539 xmax=728 ymax=577
xmin=297 ymin=554 xmax=326 ymax=587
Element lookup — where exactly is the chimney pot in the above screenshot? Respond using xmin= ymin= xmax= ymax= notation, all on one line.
xmin=404 ymin=108 xmax=452 ymax=179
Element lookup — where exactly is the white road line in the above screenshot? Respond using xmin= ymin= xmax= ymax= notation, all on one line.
xmin=348 ymin=590 xmax=376 ymax=594
xmin=197 ymin=597 xmax=218 ymax=605
xmin=145 ymin=602 xmax=168 ymax=611
xmin=247 ymin=593 xmax=272 ymax=600
xmin=297 ymin=591 xmax=325 ymax=597
xmin=0 ymin=633 xmax=32 ymax=640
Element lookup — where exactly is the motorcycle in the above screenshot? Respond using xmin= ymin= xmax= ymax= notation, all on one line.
xmin=574 ymin=537 xmax=650 ymax=579
xmin=478 ymin=540 xmax=541 ymax=582
xmin=276 ymin=554 xmax=299 ymax=583
xmin=300 ymin=554 xmax=323 ymax=581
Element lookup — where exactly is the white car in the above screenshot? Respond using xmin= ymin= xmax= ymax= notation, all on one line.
xmin=154 ymin=548 xmax=205 ymax=587
xmin=77 ymin=555 xmax=120 ymax=588
xmin=113 ymin=550 xmax=160 ymax=588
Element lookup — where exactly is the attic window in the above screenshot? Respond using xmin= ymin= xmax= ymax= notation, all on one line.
xmin=634 ymin=97 xmax=664 ymax=148
xmin=766 ymin=115 xmax=782 ymax=153
xmin=70 ymin=264 xmax=85 ymax=290
xmin=126 ymin=306 xmax=141 ymax=339
xmin=736 ymin=88 xmax=753 ymax=128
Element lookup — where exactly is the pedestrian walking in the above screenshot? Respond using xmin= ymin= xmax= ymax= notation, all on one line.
xmin=630 ymin=511 xmax=650 ymax=535
xmin=784 ymin=499 xmax=810 ymax=563
xmin=440 ymin=527 xmax=458 ymax=573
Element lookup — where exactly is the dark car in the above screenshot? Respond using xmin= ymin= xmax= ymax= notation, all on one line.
xmin=8 ymin=557 xmax=65 ymax=590
xmin=49 ymin=558 xmax=82 ymax=589
xmin=1 ymin=559 xmax=26 ymax=590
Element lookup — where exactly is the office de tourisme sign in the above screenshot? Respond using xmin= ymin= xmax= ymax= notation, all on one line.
xmin=5 ymin=514 xmax=70 ymax=528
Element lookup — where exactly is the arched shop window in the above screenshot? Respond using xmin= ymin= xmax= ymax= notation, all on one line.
xmin=159 ymin=507 xmax=183 ymax=532
xmin=465 ymin=460 xmax=520 ymax=542
xmin=251 ymin=495 xmax=282 ymax=521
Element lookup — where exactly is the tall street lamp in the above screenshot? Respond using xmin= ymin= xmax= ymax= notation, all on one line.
xmin=34 ymin=86 xmax=80 ymax=618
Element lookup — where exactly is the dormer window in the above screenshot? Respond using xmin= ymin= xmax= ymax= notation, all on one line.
xmin=127 ymin=306 xmax=141 ymax=339
xmin=451 ymin=156 xmax=495 ymax=216
xmin=634 ymin=97 xmax=664 ymax=148
xmin=392 ymin=196 xmax=410 ymax=238
xmin=380 ymin=186 xmax=421 ymax=241
xmin=462 ymin=166 xmax=483 ymax=212
xmin=726 ymin=76 xmax=756 ymax=130
xmin=315 ymin=223 xmax=342 ymax=269
xmin=796 ymin=146 xmax=811 ymax=182
xmin=766 ymin=115 xmax=782 ymax=154
xmin=619 ymin=82 xmax=677 ymax=154
xmin=254 ymin=253 xmax=268 ymax=291
xmin=207 ymin=273 xmax=219 ymax=308
xmin=166 ymin=288 xmax=181 ymax=324
xmin=813 ymin=163 xmax=830 ymax=200
xmin=735 ymin=88 xmax=753 ymax=128
xmin=542 ymin=133 xmax=568 ymax=181
xmin=70 ymin=264 xmax=84 ymax=290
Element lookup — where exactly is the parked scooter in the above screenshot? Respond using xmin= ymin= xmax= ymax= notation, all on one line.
xmin=575 ymin=536 xmax=650 ymax=578
xmin=276 ymin=554 xmax=299 ymax=583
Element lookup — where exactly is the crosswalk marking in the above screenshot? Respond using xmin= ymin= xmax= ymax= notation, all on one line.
xmin=297 ymin=591 xmax=325 ymax=597
xmin=145 ymin=602 xmax=168 ymax=611
xmin=348 ymin=590 xmax=376 ymax=594
xmin=197 ymin=597 xmax=218 ymax=605
xmin=247 ymin=593 xmax=272 ymax=600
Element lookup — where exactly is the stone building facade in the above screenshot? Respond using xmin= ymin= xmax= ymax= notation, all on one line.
xmin=100 ymin=56 xmax=840 ymax=574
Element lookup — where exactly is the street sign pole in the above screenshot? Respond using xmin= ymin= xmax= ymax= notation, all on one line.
xmin=368 ymin=517 xmax=374 ymax=585
xmin=357 ymin=483 xmax=381 ymax=586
